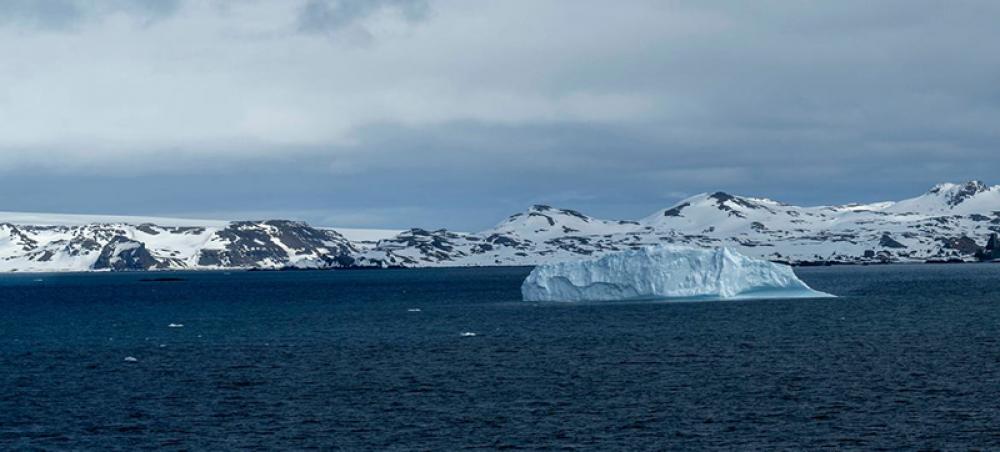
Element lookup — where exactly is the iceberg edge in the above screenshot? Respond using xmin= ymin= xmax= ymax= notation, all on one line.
xmin=521 ymin=245 xmax=835 ymax=302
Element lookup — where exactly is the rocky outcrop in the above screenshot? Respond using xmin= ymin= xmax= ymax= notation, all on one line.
xmin=976 ymin=233 xmax=1000 ymax=261
xmin=195 ymin=221 xmax=356 ymax=268
xmin=879 ymin=233 xmax=907 ymax=249
xmin=0 ymin=220 xmax=358 ymax=272
xmin=92 ymin=237 xmax=160 ymax=271
xmin=4 ymin=180 xmax=1000 ymax=271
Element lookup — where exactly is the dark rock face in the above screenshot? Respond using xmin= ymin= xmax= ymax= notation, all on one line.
xmin=197 ymin=222 xmax=291 ymax=267
xmin=485 ymin=234 xmax=524 ymax=248
xmin=196 ymin=221 xmax=355 ymax=268
xmin=939 ymin=236 xmax=981 ymax=255
xmin=195 ymin=250 xmax=225 ymax=267
xmin=375 ymin=228 xmax=468 ymax=263
xmin=135 ymin=224 xmax=161 ymax=235
xmin=527 ymin=212 xmax=557 ymax=226
xmin=557 ymin=208 xmax=590 ymax=222
xmin=932 ymin=180 xmax=989 ymax=206
xmin=662 ymin=203 xmax=690 ymax=217
xmin=500 ymin=205 xmax=598 ymax=232
xmin=708 ymin=192 xmax=755 ymax=218
xmin=263 ymin=220 xmax=354 ymax=256
xmin=64 ymin=236 xmax=104 ymax=256
xmin=977 ymin=233 xmax=1000 ymax=261
xmin=0 ymin=219 xmax=365 ymax=271
xmin=0 ymin=223 xmax=38 ymax=251
xmin=92 ymin=237 xmax=160 ymax=271
xmin=879 ymin=233 xmax=907 ymax=249
xmin=709 ymin=192 xmax=737 ymax=204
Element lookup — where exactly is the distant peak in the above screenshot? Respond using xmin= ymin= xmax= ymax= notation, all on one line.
xmin=929 ymin=180 xmax=987 ymax=194
xmin=524 ymin=204 xmax=589 ymax=219
xmin=706 ymin=191 xmax=761 ymax=211
xmin=928 ymin=180 xmax=991 ymax=206
xmin=708 ymin=191 xmax=735 ymax=202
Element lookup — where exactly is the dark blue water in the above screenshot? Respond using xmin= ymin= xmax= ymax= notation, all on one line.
xmin=3 ymin=265 xmax=1000 ymax=450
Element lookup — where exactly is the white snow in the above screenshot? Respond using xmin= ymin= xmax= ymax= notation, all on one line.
xmin=885 ymin=181 xmax=1000 ymax=215
xmin=2 ymin=181 xmax=1000 ymax=271
xmin=491 ymin=205 xmax=638 ymax=239
xmin=328 ymin=228 xmax=406 ymax=243
xmin=522 ymin=245 xmax=833 ymax=302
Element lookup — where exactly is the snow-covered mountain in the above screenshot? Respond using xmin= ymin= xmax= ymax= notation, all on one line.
xmin=3 ymin=181 xmax=1000 ymax=272
xmin=0 ymin=220 xmax=361 ymax=272
xmin=358 ymin=181 xmax=1000 ymax=267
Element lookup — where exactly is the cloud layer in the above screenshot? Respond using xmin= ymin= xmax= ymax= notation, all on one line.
xmin=0 ymin=0 xmax=998 ymax=229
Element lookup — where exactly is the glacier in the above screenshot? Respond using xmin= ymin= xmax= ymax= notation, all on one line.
xmin=521 ymin=245 xmax=834 ymax=302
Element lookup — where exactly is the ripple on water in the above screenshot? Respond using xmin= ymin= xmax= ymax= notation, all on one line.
xmin=1 ymin=265 xmax=1000 ymax=449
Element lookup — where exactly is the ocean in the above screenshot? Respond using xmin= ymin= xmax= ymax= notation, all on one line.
xmin=3 ymin=265 xmax=1000 ymax=449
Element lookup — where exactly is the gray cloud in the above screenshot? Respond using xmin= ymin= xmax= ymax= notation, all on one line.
xmin=297 ymin=0 xmax=428 ymax=35
xmin=0 ymin=0 xmax=180 ymax=30
xmin=0 ymin=0 xmax=82 ymax=29
xmin=0 ymin=0 xmax=998 ymax=229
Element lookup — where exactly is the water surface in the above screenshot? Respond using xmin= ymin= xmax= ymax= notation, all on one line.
xmin=3 ymin=265 xmax=1000 ymax=449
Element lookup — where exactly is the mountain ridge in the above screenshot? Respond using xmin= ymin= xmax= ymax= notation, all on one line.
xmin=3 ymin=181 xmax=1000 ymax=272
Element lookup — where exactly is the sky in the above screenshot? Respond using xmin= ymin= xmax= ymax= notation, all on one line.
xmin=0 ymin=0 xmax=998 ymax=231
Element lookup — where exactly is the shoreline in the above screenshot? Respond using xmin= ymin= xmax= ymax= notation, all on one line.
xmin=1 ymin=260 xmax=999 ymax=276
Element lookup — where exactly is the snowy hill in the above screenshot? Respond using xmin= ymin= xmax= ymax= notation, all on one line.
xmin=0 ymin=220 xmax=359 ymax=272
xmin=355 ymin=181 xmax=1000 ymax=267
xmin=2 ymin=181 xmax=1000 ymax=271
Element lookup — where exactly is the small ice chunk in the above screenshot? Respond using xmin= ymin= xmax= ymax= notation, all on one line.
xmin=522 ymin=245 xmax=834 ymax=302
xmin=460 ymin=332 xmax=477 ymax=337
xmin=124 ymin=356 xmax=138 ymax=363
xmin=407 ymin=308 xmax=422 ymax=312
xmin=168 ymin=323 xmax=184 ymax=328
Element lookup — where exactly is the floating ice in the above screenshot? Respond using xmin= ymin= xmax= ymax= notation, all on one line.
xmin=521 ymin=245 xmax=834 ymax=302
xmin=168 ymin=323 xmax=184 ymax=328
xmin=460 ymin=332 xmax=477 ymax=337
xmin=124 ymin=356 xmax=138 ymax=363
xmin=407 ymin=308 xmax=422 ymax=312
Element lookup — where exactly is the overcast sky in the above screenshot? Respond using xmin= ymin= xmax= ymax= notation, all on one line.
xmin=1 ymin=0 xmax=998 ymax=230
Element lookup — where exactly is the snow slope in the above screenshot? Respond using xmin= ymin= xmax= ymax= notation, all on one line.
xmin=2 ymin=181 xmax=1000 ymax=271
xmin=356 ymin=181 xmax=1000 ymax=267
xmin=0 ymin=220 xmax=359 ymax=272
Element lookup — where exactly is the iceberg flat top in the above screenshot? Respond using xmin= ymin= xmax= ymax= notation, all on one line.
xmin=521 ymin=245 xmax=834 ymax=302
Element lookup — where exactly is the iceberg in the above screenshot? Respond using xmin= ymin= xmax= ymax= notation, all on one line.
xmin=521 ymin=245 xmax=834 ymax=302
